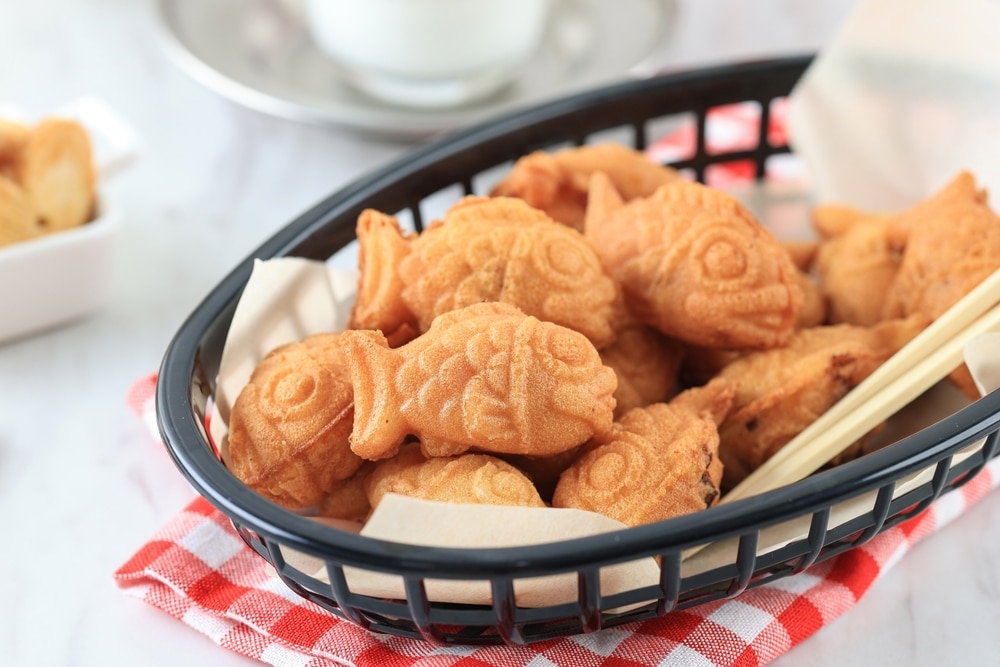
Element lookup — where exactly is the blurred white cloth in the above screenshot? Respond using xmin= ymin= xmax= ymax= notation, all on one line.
xmin=788 ymin=0 xmax=1000 ymax=210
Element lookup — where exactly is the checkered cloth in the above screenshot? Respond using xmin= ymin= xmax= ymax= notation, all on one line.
xmin=117 ymin=373 xmax=1000 ymax=667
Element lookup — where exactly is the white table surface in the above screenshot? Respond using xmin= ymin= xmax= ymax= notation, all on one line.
xmin=2 ymin=1 xmax=999 ymax=666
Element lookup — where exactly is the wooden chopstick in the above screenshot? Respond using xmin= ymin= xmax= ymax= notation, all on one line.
xmin=721 ymin=266 xmax=1000 ymax=504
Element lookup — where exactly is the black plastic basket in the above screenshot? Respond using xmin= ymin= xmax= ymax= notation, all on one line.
xmin=157 ymin=56 xmax=1000 ymax=646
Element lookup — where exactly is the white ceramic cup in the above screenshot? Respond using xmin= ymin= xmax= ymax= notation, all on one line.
xmin=302 ymin=0 xmax=553 ymax=109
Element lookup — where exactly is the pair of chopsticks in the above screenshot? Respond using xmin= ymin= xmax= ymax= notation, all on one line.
xmin=721 ymin=266 xmax=1000 ymax=505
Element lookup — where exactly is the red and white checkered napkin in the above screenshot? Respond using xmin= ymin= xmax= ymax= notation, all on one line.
xmin=117 ymin=373 xmax=1000 ymax=667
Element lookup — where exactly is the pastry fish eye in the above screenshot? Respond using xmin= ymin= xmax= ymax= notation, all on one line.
xmin=270 ymin=369 xmax=317 ymax=405
xmin=532 ymin=236 xmax=594 ymax=289
xmin=690 ymin=218 xmax=755 ymax=286
xmin=545 ymin=328 xmax=591 ymax=367
xmin=259 ymin=367 xmax=326 ymax=420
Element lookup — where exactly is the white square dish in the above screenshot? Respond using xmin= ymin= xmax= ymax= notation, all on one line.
xmin=0 ymin=192 xmax=119 ymax=343
xmin=0 ymin=98 xmax=138 ymax=344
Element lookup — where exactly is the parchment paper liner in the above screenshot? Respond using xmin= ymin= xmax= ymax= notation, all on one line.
xmin=207 ymin=255 xmax=999 ymax=608
xmin=787 ymin=0 xmax=1000 ymax=211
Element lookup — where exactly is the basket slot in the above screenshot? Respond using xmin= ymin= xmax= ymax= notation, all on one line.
xmin=264 ymin=537 xmax=287 ymax=570
xmin=950 ymin=431 xmax=999 ymax=489
xmin=418 ymin=183 xmax=468 ymax=226
xmin=984 ymin=429 xmax=1000 ymax=460
xmin=655 ymin=95 xmax=792 ymax=182
xmin=644 ymin=111 xmax=695 ymax=163
xmin=402 ymin=577 xmax=444 ymax=644
xmin=471 ymin=161 xmax=516 ymax=197
xmin=657 ymin=551 xmax=683 ymax=614
xmin=577 ymin=567 xmax=603 ymax=633
xmin=232 ymin=521 xmax=259 ymax=549
xmin=726 ymin=531 xmax=760 ymax=597
xmin=325 ymin=563 xmax=371 ymax=629
xmin=898 ymin=455 xmax=961 ymax=523
xmin=792 ymin=506 xmax=832 ymax=574
xmin=260 ymin=536 xmax=313 ymax=602
xmin=852 ymin=482 xmax=897 ymax=546
xmin=490 ymin=578 xmax=524 ymax=645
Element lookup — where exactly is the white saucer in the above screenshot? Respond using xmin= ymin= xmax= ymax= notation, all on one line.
xmin=156 ymin=0 xmax=676 ymax=140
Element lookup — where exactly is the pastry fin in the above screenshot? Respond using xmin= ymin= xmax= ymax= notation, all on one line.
xmin=342 ymin=329 xmax=408 ymax=460
xmin=583 ymin=170 xmax=625 ymax=238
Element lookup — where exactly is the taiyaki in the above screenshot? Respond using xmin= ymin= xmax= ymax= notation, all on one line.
xmin=490 ymin=142 xmax=681 ymax=230
xmin=584 ymin=174 xmax=803 ymax=349
xmin=598 ymin=320 xmax=684 ymax=418
xmin=716 ymin=315 xmax=929 ymax=488
xmin=349 ymin=208 xmax=419 ymax=345
xmin=552 ymin=378 xmax=736 ymax=527
xmin=795 ymin=269 xmax=827 ymax=329
xmin=813 ymin=209 xmax=899 ymax=326
xmin=227 ymin=333 xmax=363 ymax=509
xmin=500 ymin=446 xmax=582 ymax=504
xmin=348 ymin=196 xmax=621 ymax=349
xmin=317 ymin=462 xmax=375 ymax=522
xmin=365 ymin=442 xmax=545 ymax=509
xmin=882 ymin=172 xmax=1000 ymax=322
xmin=341 ymin=301 xmax=618 ymax=460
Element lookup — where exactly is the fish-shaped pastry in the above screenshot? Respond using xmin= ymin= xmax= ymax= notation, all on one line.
xmin=882 ymin=171 xmax=1000 ymax=322
xmin=349 ymin=208 xmax=419 ymax=346
xmin=489 ymin=142 xmax=681 ymax=231
xmin=552 ymin=378 xmax=736 ymax=527
xmin=585 ymin=174 xmax=803 ymax=349
xmin=365 ymin=442 xmax=546 ymax=510
xmin=341 ymin=301 xmax=618 ymax=461
xmin=349 ymin=196 xmax=621 ymax=349
xmin=715 ymin=314 xmax=929 ymax=488
xmin=227 ymin=333 xmax=363 ymax=509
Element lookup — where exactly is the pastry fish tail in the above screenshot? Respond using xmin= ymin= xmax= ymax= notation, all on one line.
xmin=341 ymin=329 xmax=408 ymax=461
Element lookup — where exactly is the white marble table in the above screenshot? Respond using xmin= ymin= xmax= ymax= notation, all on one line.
xmin=1 ymin=1 xmax=998 ymax=665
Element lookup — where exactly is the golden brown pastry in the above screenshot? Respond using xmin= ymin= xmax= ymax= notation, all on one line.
xmin=584 ymin=174 xmax=803 ymax=349
xmin=490 ymin=143 xmax=681 ymax=230
xmin=812 ymin=203 xmax=882 ymax=240
xmin=552 ymin=378 xmax=735 ymax=527
xmin=795 ymin=269 xmax=828 ymax=329
xmin=0 ymin=175 xmax=42 ymax=247
xmin=316 ymin=463 xmax=374 ymax=522
xmin=500 ymin=446 xmax=582 ymax=504
xmin=366 ymin=443 xmax=545 ymax=509
xmin=716 ymin=315 xmax=929 ymax=488
xmin=0 ymin=119 xmax=28 ymax=167
xmin=342 ymin=301 xmax=618 ymax=460
xmin=882 ymin=171 xmax=1000 ymax=322
xmin=349 ymin=208 xmax=417 ymax=344
xmin=349 ymin=196 xmax=621 ymax=349
xmin=813 ymin=212 xmax=899 ymax=326
xmin=782 ymin=239 xmax=819 ymax=272
xmin=227 ymin=333 xmax=363 ymax=509
xmin=15 ymin=118 xmax=96 ymax=232
xmin=599 ymin=321 xmax=684 ymax=418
